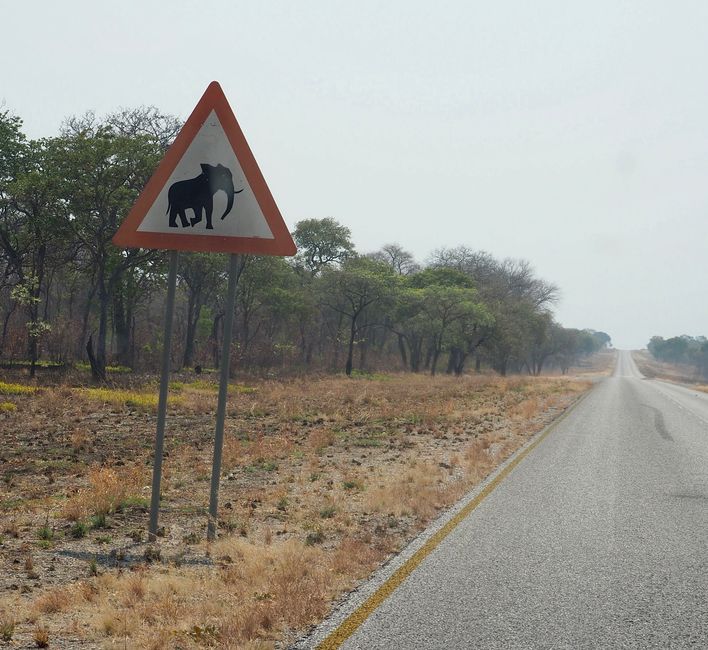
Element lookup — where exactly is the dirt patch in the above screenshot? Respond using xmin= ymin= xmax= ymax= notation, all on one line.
xmin=0 ymin=371 xmax=593 ymax=648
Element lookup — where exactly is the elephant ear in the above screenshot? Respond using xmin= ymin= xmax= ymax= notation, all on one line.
xmin=200 ymin=163 xmax=212 ymax=175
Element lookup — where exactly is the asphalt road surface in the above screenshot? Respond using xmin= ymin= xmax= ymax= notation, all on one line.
xmin=340 ymin=351 xmax=708 ymax=649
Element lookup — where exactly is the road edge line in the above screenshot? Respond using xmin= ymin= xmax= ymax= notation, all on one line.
xmin=307 ymin=386 xmax=594 ymax=650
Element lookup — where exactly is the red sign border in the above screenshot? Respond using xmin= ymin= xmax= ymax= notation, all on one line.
xmin=112 ymin=81 xmax=296 ymax=256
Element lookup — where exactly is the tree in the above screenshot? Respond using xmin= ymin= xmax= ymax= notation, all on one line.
xmin=54 ymin=112 xmax=175 ymax=379
xmin=0 ymin=115 xmax=73 ymax=374
xmin=524 ymin=313 xmax=556 ymax=376
xmin=320 ymin=258 xmax=396 ymax=376
xmin=369 ymin=243 xmax=420 ymax=275
xmin=178 ymin=253 xmax=226 ymax=368
xmin=293 ymin=217 xmax=354 ymax=275
xmin=234 ymin=255 xmax=303 ymax=366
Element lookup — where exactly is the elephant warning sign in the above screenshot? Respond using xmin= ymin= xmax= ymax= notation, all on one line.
xmin=113 ymin=81 xmax=296 ymax=255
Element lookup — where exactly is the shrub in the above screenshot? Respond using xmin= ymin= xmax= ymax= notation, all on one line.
xmin=70 ymin=521 xmax=88 ymax=539
xmin=37 ymin=524 xmax=54 ymax=541
xmin=319 ymin=505 xmax=337 ymax=519
xmin=305 ymin=530 xmax=325 ymax=546
xmin=0 ymin=401 xmax=17 ymax=412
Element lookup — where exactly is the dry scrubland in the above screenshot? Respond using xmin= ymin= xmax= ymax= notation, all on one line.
xmin=632 ymin=349 xmax=708 ymax=391
xmin=0 ymin=360 xmax=610 ymax=648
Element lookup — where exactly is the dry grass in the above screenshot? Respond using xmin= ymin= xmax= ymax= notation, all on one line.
xmin=0 ymin=368 xmax=594 ymax=648
xmin=62 ymin=465 xmax=147 ymax=521
xmin=33 ymin=624 xmax=50 ymax=647
xmin=33 ymin=587 xmax=73 ymax=615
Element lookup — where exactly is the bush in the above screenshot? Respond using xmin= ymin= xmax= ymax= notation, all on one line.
xmin=70 ymin=521 xmax=88 ymax=539
xmin=37 ymin=524 xmax=54 ymax=541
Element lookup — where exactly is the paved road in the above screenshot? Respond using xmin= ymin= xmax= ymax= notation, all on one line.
xmin=340 ymin=351 xmax=708 ymax=649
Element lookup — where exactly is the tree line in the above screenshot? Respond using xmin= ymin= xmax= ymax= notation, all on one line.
xmin=0 ymin=107 xmax=610 ymax=380
xmin=647 ymin=335 xmax=708 ymax=379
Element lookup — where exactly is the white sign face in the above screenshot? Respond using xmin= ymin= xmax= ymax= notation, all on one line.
xmin=137 ymin=111 xmax=274 ymax=240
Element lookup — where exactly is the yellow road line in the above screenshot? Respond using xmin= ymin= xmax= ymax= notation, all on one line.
xmin=316 ymin=390 xmax=591 ymax=649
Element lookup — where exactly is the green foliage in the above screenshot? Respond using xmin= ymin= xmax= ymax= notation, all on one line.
xmin=70 ymin=521 xmax=88 ymax=539
xmin=293 ymin=217 xmax=355 ymax=274
xmin=90 ymin=513 xmax=107 ymax=529
xmin=0 ymin=108 xmax=606 ymax=379
xmin=37 ymin=524 xmax=54 ymax=541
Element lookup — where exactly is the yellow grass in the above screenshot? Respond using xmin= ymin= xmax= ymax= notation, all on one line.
xmin=78 ymin=387 xmax=184 ymax=410
xmin=0 ymin=381 xmax=36 ymax=395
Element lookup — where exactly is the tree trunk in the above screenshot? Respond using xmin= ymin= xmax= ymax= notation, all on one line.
xmin=397 ymin=334 xmax=408 ymax=369
xmin=95 ymin=281 xmax=109 ymax=380
xmin=430 ymin=347 xmax=441 ymax=376
xmin=454 ymin=351 xmax=468 ymax=376
xmin=113 ymin=288 xmax=131 ymax=367
xmin=211 ymin=312 xmax=223 ymax=369
xmin=183 ymin=292 xmax=202 ymax=369
xmin=345 ymin=315 xmax=357 ymax=376
xmin=0 ymin=302 xmax=17 ymax=356
xmin=79 ymin=286 xmax=96 ymax=358
xmin=86 ymin=334 xmax=105 ymax=382
xmin=410 ymin=338 xmax=422 ymax=373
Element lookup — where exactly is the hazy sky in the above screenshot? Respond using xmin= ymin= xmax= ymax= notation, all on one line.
xmin=4 ymin=1 xmax=708 ymax=348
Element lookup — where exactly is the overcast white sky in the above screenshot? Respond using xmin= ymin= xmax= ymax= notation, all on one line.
xmin=4 ymin=1 xmax=708 ymax=349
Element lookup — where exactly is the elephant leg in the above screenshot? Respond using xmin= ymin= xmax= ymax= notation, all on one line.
xmin=190 ymin=207 xmax=202 ymax=227
xmin=169 ymin=206 xmax=179 ymax=228
xmin=178 ymin=209 xmax=189 ymax=228
xmin=205 ymin=198 xmax=214 ymax=230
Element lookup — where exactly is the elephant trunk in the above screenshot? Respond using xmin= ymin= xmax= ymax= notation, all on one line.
xmin=220 ymin=175 xmax=235 ymax=220
xmin=220 ymin=185 xmax=244 ymax=220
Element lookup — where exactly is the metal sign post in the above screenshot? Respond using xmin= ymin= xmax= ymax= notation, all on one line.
xmin=112 ymin=82 xmax=296 ymax=543
xmin=148 ymin=250 xmax=179 ymax=541
xmin=207 ymin=253 xmax=240 ymax=540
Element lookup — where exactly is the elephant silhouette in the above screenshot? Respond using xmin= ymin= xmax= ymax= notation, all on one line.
xmin=166 ymin=163 xmax=243 ymax=230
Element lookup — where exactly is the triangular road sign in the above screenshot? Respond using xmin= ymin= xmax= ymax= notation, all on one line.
xmin=113 ymin=81 xmax=296 ymax=255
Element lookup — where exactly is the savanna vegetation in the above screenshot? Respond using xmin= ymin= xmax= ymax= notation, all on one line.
xmin=0 ymin=108 xmax=610 ymax=382
xmin=646 ymin=335 xmax=708 ymax=379
xmin=0 ymin=103 xmax=615 ymax=648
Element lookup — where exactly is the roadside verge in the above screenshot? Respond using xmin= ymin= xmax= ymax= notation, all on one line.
xmin=293 ymin=386 xmax=595 ymax=649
